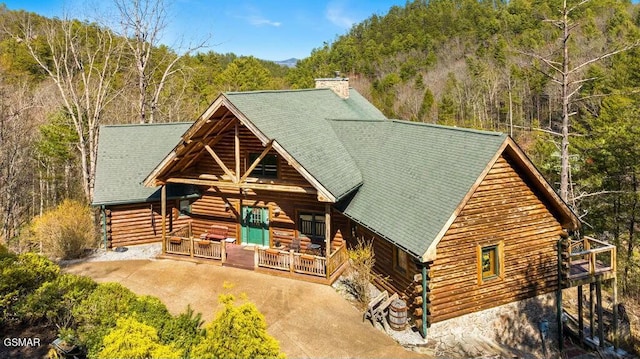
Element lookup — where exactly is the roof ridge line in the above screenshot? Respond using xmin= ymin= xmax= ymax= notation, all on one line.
xmin=225 ymin=88 xmax=329 ymax=95
xmin=325 ymin=118 xmax=388 ymax=122
xmin=101 ymin=122 xmax=193 ymax=128
xmin=389 ymin=119 xmax=505 ymax=136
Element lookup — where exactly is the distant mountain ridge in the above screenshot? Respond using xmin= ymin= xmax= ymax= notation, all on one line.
xmin=274 ymin=58 xmax=298 ymax=68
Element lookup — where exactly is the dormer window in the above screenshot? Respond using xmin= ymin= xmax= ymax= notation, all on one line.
xmin=249 ymin=153 xmax=278 ymax=179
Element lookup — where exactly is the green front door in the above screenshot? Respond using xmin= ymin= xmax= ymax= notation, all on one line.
xmin=241 ymin=206 xmax=268 ymax=246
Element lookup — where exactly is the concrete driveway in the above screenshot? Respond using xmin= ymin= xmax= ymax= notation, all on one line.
xmin=65 ymin=259 xmax=428 ymax=359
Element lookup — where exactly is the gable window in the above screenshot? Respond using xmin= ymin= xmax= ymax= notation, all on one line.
xmin=394 ymin=247 xmax=408 ymax=273
xmin=249 ymin=153 xmax=278 ymax=179
xmin=298 ymin=212 xmax=325 ymax=241
xmin=477 ymin=242 xmax=504 ymax=284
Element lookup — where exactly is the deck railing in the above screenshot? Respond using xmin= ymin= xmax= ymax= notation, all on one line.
xmin=567 ymin=236 xmax=616 ymax=280
xmin=255 ymin=244 xmax=348 ymax=278
xmin=327 ymin=244 xmax=349 ymax=277
xmin=165 ymin=223 xmax=225 ymax=261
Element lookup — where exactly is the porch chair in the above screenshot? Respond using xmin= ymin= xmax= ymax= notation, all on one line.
xmin=289 ymin=238 xmax=301 ymax=253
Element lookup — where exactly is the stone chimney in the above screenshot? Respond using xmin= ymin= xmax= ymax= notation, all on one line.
xmin=315 ymin=73 xmax=349 ymax=99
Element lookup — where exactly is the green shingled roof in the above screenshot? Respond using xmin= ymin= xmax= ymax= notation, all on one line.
xmin=330 ymin=119 xmax=507 ymax=258
xmin=225 ymin=88 xmax=386 ymax=200
xmin=93 ymin=122 xmax=195 ymax=206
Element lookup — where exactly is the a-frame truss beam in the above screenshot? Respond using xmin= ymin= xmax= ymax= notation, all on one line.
xmin=179 ymin=115 xmax=236 ymax=173
xmin=205 ymin=144 xmax=236 ymax=182
xmin=240 ymin=140 xmax=274 ymax=183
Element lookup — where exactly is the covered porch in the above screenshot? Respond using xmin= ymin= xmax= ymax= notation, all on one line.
xmin=160 ymin=221 xmax=349 ymax=285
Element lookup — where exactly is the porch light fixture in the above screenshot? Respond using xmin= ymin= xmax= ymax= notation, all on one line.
xmin=224 ymin=202 xmax=230 ymax=211
xmin=274 ymin=207 xmax=281 ymax=216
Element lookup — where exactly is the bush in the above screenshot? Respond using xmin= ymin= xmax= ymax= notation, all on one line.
xmin=190 ymin=294 xmax=284 ymax=359
xmin=159 ymin=305 xmax=205 ymax=357
xmin=0 ymin=253 xmax=60 ymax=322
xmin=19 ymin=273 xmax=97 ymax=328
xmin=97 ymin=317 xmax=182 ymax=359
xmin=30 ymin=199 xmax=96 ymax=259
xmin=72 ymin=282 xmax=138 ymax=356
xmin=345 ymin=238 xmax=376 ymax=309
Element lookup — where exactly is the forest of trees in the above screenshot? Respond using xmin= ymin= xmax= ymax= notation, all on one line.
xmin=1 ymin=0 xmax=640 ymax=300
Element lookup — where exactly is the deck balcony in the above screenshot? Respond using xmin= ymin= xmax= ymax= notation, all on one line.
xmin=563 ymin=236 xmax=616 ymax=287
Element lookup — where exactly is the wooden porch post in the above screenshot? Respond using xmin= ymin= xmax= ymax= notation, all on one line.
xmin=325 ymin=204 xmax=331 ymax=259
xmin=161 ymin=185 xmax=167 ymax=255
xmin=234 ymin=121 xmax=240 ymax=183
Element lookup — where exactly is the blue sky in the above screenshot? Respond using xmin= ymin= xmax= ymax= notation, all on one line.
xmin=2 ymin=0 xmax=405 ymax=61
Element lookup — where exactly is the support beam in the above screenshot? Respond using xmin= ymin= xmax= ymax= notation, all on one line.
xmin=590 ymin=282 xmax=595 ymax=339
xmin=166 ymin=177 xmax=317 ymax=194
xmin=180 ymin=116 xmax=236 ymax=172
xmin=612 ymin=277 xmax=618 ymax=349
xmin=235 ymin=122 xmax=240 ymax=184
xmin=205 ymin=145 xmax=236 ymax=181
xmin=325 ymin=204 xmax=331 ymax=259
xmin=240 ymin=140 xmax=273 ymax=183
xmin=577 ymin=285 xmax=584 ymax=343
xmin=596 ymin=279 xmax=604 ymax=348
xmin=556 ymin=239 xmax=564 ymax=352
xmin=161 ymin=185 xmax=167 ymax=255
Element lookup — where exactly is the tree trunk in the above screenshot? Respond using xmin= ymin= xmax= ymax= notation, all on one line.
xmin=560 ymin=0 xmax=571 ymax=203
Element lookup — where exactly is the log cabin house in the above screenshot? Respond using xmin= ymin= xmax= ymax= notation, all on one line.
xmin=93 ymin=78 xmax=617 ymax=346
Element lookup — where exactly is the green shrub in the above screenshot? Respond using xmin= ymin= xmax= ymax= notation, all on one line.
xmin=129 ymin=295 xmax=172 ymax=332
xmin=30 ymin=199 xmax=96 ymax=259
xmin=161 ymin=305 xmax=205 ymax=357
xmin=191 ymin=294 xmax=285 ymax=359
xmin=97 ymin=317 xmax=182 ymax=359
xmin=0 ymin=243 xmax=13 ymax=260
xmin=72 ymin=282 xmax=138 ymax=356
xmin=0 ymin=253 xmax=60 ymax=322
xmin=19 ymin=273 xmax=97 ymax=328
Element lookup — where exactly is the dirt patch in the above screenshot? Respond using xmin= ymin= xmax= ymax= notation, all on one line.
xmin=0 ymin=320 xmax=58 ymax=359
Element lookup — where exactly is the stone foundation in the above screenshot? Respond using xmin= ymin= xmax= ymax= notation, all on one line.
xmin=425 ymin=292 xmax=559 ymax=358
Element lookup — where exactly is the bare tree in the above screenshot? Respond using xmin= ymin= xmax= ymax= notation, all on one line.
xmin=522 ymin=0 xmax=640 ymax=204
xmin=10 ymin=13 xmax=124 ymax=201
xmin=0 ymin=79 xmax=39 ymax=243
xmin=114 ymin=0 xmax=207 ymax=123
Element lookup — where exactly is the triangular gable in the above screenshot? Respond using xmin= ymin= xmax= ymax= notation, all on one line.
xmin=422 ymin=137 xmax=580 ymax=262
xmin=144 ymin=91 xmax=363 ymax=202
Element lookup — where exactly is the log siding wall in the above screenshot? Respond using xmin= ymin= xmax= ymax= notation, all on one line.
xmin=189 ymin=188 xmax=347 ymax=251
xmin=346 ymin=153 xmax=565 ymax=327
xmin=428 ymin=154 xmax=564 ymax=323
xmin=105 ymin=201 xmax=191 ymax=247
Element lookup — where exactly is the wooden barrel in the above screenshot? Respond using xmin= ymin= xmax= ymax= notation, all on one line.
xmin=388 ymin=298 xmax=408 ymax=331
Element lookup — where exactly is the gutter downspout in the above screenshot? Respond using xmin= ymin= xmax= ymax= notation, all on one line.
xmin=421 ymin=263 xmax=428 ymax=339
xmin=101 ymin=205 xmax=108 ymax=250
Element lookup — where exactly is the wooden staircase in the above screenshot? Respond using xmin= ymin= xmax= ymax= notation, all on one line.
xmin=223 ymin=243 xmax=255 ymax=270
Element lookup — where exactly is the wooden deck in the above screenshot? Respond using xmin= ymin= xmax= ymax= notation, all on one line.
xmin=564 ymin=236 xmax=616 ymax=287
xmin=162 ymin=224 xmax=349 ymax=285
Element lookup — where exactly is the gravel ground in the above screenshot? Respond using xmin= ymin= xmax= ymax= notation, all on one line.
xmin=60 ymin=242 xmax=161 ymax=266
xmin=331 ymin=272 xmax=428 ymax=350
